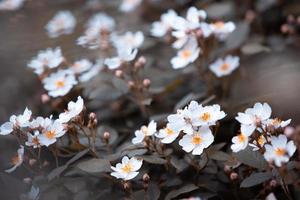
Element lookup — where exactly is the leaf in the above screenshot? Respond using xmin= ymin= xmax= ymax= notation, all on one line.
xmin=234 ymin=146 xmax=268 ymax=170
xmin=210 ymin=151 xmax=231 ymax=161
xmin=241 ymin=43 xmax=270 ymax=55
xmin=165 ymin=184 xmax=198 ymax=200
xmin=170 ymin=156 xmax=188 ymax=173
xmin=225 ymin=22 xmax=250 ymax=50
xmin=240 ymin=172 xmax=273 ymax=188
xmin=146 ymin=182 xmax=160 ymax=200
xmin=137 ymin=155 xmax=167 ymax=165
xmin=77 ymin=158 xmax=111 ymax=173
xmin=48 ymin=149 xmax=89 ymax=180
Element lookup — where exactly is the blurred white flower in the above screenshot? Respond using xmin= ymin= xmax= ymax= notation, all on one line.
xmin=210 ymin=21 xmax=235 ymax=40
xmin=79 ymin=60 xmax=102 ymax=82
xmin=264 ymin=135 xmax=296 ymax=167
xmin=111 ymin=31 xmax=144 ymax=50
xmin=167 ymin=109 xmax=194 ymax=135
xmin=30 ymin=116 xmax=52 ymax=129
xmin=104 ymin=47 xmax=138 ymax=70
xmin=77 ymin=28 xmax=102 ymax=49
xmin=156 ymin=124 xmax=181 ymax=144
xmin=42 ymin=70 xmax=77 ymax=97
xmin=263 ymin=118 xmax=291 ymax=129
xmin=209 ymin=55 xmax=240 ymax=77
xmin=0 ymin=122 xmax=14 ymax=135
xmin=87 ymin=13 xmax=115 ymax=32
xmin=191 ymin=104 xmax=226 ymax=126
xmin=28 ymin=47 xmax=64 ymax=75
xmin=0 ymin=0 xmax=24 ymax=11
xmin=5 ymin=145 xmax=24 ymax=173
xmin=45 ymin=11 xmax=76 ymax=38
xmin=111 ymin=156 xmax=143 ymax=180
xmin=70 ymin=59 xmax=93 ymax=74
xmin=10 ymin=107 xmax=32 ymax=128
xmin=179 ymin=126 xmax=214 ymax=155
xmin=231 ymin=125 xmax=254 ymax=152
xmin=236 ymin=102 xmax=272 ymax=128
xmin=58 ymin=96 xmax=84 ymax=123
xmin=151 ymin=9 xmax=178 ymax=37
xmin=38 ymin=120 xmax=66 ymax=146
xmin=132 ymin=120 xmax=157 ymax=144
xmin=25 ymin=131 xmax=41 ymax=148
xmin=171 ymin=37 xmax=200 ymax=69
xmin=119 ymin=0 xmax=142 ymax=13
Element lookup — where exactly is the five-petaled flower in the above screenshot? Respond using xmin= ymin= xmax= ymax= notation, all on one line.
xmin=110 ymin=156 xmax=143 ymax=180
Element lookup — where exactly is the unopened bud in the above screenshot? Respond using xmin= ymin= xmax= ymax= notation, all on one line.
xmin=269 ymin=179 xmax=277 ymax=187
xmin=281 ymin=24 xmax=290 ymax=34
xmin=224 ymin=165 xmax=231 ymax=173
xmin=143 ymin=173 xmax=150 ymax=183
xmin=89 ymin=112 xmax=97 ymax=120
xmin=143 ymin=79 xmax=151 ymax=88
xmin=123 ymin=181 xmax=131 ymax=190
xmin=134 ymin=56 xmax=146 ymax=70
xmin=230 ymin=172 xmax=238 ymax=181
xmin=284 ymin=126 xmax=295 ymax=137
xmin=128 ymin=81 xmax=135 ymax=89
xmin=115 ymin=70 xmax=123 ymax=78
xmin=41 ymin=94 xmax=50 ymax=103
xmin=103 ymin=131 xmax=110 ymax=144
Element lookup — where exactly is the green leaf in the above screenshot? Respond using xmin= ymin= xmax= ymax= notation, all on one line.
xmin=165 ymin=184 xmax=198 ymax=200
xmin=77 ymin=158 xmax=111 ymax=173
xmin=210 ymin=151 xmax=231 ymax=161
xmin=234 ymin=146 xmax=268 ymax=170
xmin=241 ymin=172 xmax=273 ymax=188
xmin=137 ymin=155 xmax=167 ymax=165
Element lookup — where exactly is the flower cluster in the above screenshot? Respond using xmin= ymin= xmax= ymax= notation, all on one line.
xmin=132 ymin=100 xmax=226 ymax=155
xmin=0 ymin=96 xmax=84 ymax=172
xmin=28 ymin=47 xmax=102 ymax=97
xmin=231 ymin=102 xmax=296 ymax=167
xmin=151 ymin=7 xmax=236 ymax=69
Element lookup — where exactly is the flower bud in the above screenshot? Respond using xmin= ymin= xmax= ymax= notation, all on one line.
xmin=89 ymin=112 xmax=97 ymax=121
xmin=223 ymin=165 xmax=231 ymax=173
xmin=230 ymin=172 xmax=238 ymax=181
xmin=103 ymin=131 xmax=110 ymax=144
xmin=143 ymin=79 xmax=151 ymax=88
xmin=41 ymin=94 xmax=50 ymax=103
xmin=128 ymin=81 xmax=135 ymax=90
xmin=115 ymin=70 xmax=123 ymax=78
xmin=123 ymin=181 xmax=131 ymax=191
xmin=134 ymin=56 xmax=146 ymax=70
xmin=269 ymin=179 xmax=277 ymax=187
xmin=143 ymin=173 xmax=150 ymax=183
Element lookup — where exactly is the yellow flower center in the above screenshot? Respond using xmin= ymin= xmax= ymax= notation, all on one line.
xmin=32 ymin=137 xmax=40 ymax=145
xmin=11 ymin=155 xmax=20 ymax=165
xmin=272 ymin=118 xmax=282 ymax=126
xmin=141 ymin=126 xmax=148 ymax=135
xmin=55 ymin=80 xmax=65 ymax=88
xmin=180 ymin=50 xmax=192 ymax=60
xmin=45 ymin=130 xmax=56 ymax=139
xmin=258 ymin=135 xmax=265 ymax=146
xmin=166 ymin=128 xmax=174 ymax=135
xmin=121 ymin=163 xmax=133 ymax=173
xmin=220 ymin=63 xmax=230 ymax=71
xmin=238 ymin=133 xmax=246 ymax=143
xmin=192 ymin=135 xmax=202 ymax=145
xmin=214 ymin=21 xmax=225 ymax=29
xmin=275 ymin=148 xmax=286 ymax=156
xmin=200 ymin=112 xmax=211 ymax=122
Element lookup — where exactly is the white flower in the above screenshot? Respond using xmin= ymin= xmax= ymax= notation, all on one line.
xmin=209 ymin=55 xmax=240 ymax=77
xmin=231 ymin=125 xmax=254 ymax=152
xmin=111 ymin=156 xmax=143 ymax=180
xmin=119 ymin=0 xmax=142 ymax=13
xmin=58 ymin=96 xmax=84 ymax=123
xmin=210 ymin=21 xmax=235 ymax=40
xmin=70 ymin=59 xmax=93 ymax=74
xmin=171 ymin=37 xmax=200 ymax=69
xmin=77 ymin=13 xmax=115 ymax=49
xmin=111 ymin=31 xmax=144 ymax=50
xmin=263 ymin=118 xmax=291 ymax=129
xmin=191 ymin=104 xmax=226 ymax=126
xmin=25 ymin=131 xmax=41 ymax=148
xmin=10 ymin=107 xmax=32 ymax=128
xmin=45 ymin=11 xmax=76 ymax=38
xmin=0 ymin=122 xmax=14 ymax=135
xmin=264 ymin=135 xmax=296 ymax=167
xmin=79 ymin=60 xmax=102 ymax=82
xmin=236 ymin=102 xmax=272 ymax=127
xmin=132 ymin=120 xmax=157 ymax=144
xmin=0 ymin=0 xmax=24 ymax=11
xmin=42 ymin=70 xmax=78 ymax=97
xmin=38 ymin=120 xmax=66 ymax=146
xmin=179 ymin=126 xmax=214 ymax=155
xmin=151 ymin=9 xmax=178 ymax=37
xmin=104 ymin=47 xmax=138 ymax=70
xmin=156 ymin=124 xmax=181 ymax=144
xmin=29 ymin=116 xmax=52 ymax=129
xmin=5 ymin=145 xmax=24 ymax=173
xmin=167 ymin=109 xmax=194 ymax=135
xmin=27 ymin=47 xmax=64 ymax=75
